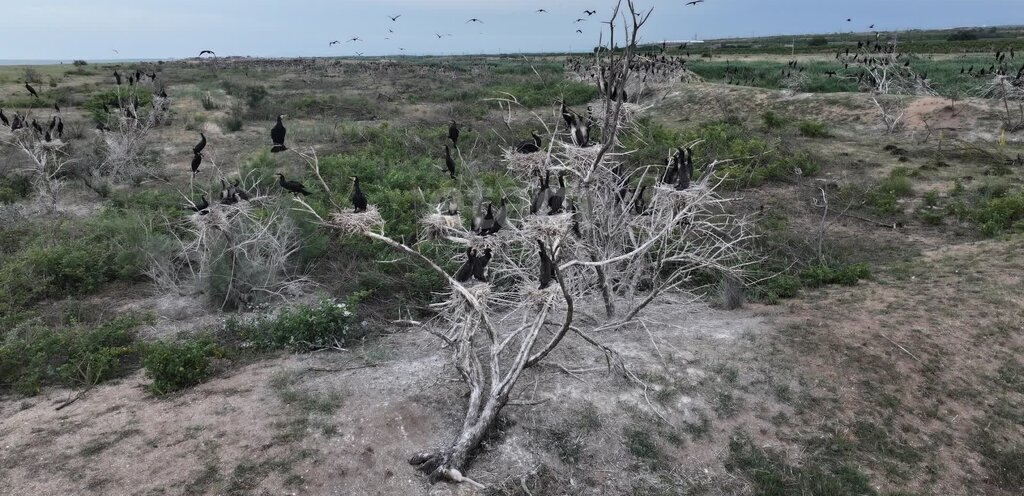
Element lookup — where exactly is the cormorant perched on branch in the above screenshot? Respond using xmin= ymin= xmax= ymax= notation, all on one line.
xmin=515 ymin=130 xmax=542 ymax=153
xmin=25 ymin=83 xmax=39 ymax=98
xmin=113 ymin=71 xmax=122 ymax=85
xmin=633 ymin=185 xmax=650 ymax=215
xmin=190 ymin=153 xmax=202 ymax=177
xmin=56 ymin=118 xmax=64 ymax=138
xmin=274 ymin=173 xmax=311 ymax=196
xmin=455 ymin=247 xmax=476 ymax=283
xmin=193 ymin=133 xmax=207 ymax=155
xmin=493 ymin=197 xmax=508 ymax=233
xmin=675 ymin=147 xmax=693 ymax=190
xmin=444 ymin=145 xmax=457 ymax=179
xmin=271 ymin=115 xmax=288 ymax=153
xmin=475 ymin=203 xmax=496 ymax=235
xmin=531 ymin=170 xmax=551 ymax=214
xmin=548 ymin=171 xmax=567 ymax=214
xmin=349 ymin=176 xmax=368 ymax=212
xmin=662 ymin=153 xmax=678 ymax=185
xmin=0 ymin=109 xmax=8 ymax=127
xmin=448 ymin=120 xmax=460 ymax=149
xmin=472 ymin=248 xmax=491 ymax=282
xmin=538 ymin=240 xmax=555 ymax=289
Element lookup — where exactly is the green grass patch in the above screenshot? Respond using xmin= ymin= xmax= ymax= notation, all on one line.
xmin=142 ymin=336 xmax=222 ymax=395
xmin=225 ymin=297 xmax=361 ymax=352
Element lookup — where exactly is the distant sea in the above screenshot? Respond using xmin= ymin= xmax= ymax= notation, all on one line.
xmin=0 ymin=59 xmax=170 ymax=66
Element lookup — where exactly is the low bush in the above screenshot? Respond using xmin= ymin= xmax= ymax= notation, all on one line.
xmin=0 ymin=174 xmax=33 ymax=204
xmin=761 ymin=110 xmax=786 ymax=130
xmin=798 ymin=120 xmax=830 ymax=138
xmin=972 ymin=191 xmax=1024 ymax=237
xmin=0 ymin=316 xmax=143 ymax=395
xmin=142 ymin=337 xmax=221 ymax=395
xmin=800 ymin=263 xmax=870 ymax=288
xmin=225 ymin=297 xmax=362 ymax=351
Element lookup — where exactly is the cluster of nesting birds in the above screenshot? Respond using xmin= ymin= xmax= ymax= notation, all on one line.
xmin=0 ymin=84 xmax=65 ymax=142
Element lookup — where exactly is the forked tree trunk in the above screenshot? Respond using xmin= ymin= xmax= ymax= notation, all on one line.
xmin=409 ymin=389 xmax=509 ymax=484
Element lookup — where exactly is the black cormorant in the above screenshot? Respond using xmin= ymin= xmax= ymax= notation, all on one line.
xmin=455 ymin=248 xmax=476 ymax=283
xmin=444 ymin=145 xmax=456 ymax=179
xmin=675 ymin=147 xmax=693 ymax=190
xmin=190 ymin=153 xmax=203 ymax=177
xmin=472 ymin=248 xmax=491 ymax=282
xmin=270 ymin=115 xmax=288 ymax=153
xmin=548 ymin=171 xmax=567 ymax=214
xmin=193 ymin=133 xmax=207 ymax=155
xmin=113 ymin=71 xmax=122 ymax=85
xmin=349 ymin=176 xmax=367 ymax=212
xmin=448 ymin=120 xmax=460 ymax=149
xmin=476 ymin=203 xmax=496 ymax=235
xmin=0 ymin=109 xmax=8 ymax=127
xmin=531 ymin=170 xmax=551 ymax=214
xmin=274 ymin=173 xmax=312 ymax=196
xmin=515 ymin=130 xmax=542 ymax=153
xmin=538 ymin=240 xmax=555 ymax=289
xmin=187 ymin=195 xmax=209 ymax=213
xmin=25 ymin=83 xmax=38 ymax=98
xmin=662 ymin=154 xmax=678 ymax=185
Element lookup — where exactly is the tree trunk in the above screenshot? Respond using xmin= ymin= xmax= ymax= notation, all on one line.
xmin=409 ymin=392 xmax=508 ymax=484
xmin=595 ymin=265 xmax=616 ymax=317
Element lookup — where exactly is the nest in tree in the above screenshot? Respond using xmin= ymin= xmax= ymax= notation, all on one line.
xmin=420 ymin=213 xmax=465 ymax=241
xmin=588 ymin=101 xmax=647 ymax=130
xmin=522 ymin=213 xmax=573 ymax=240
xmin=557 ymin=141 xmax=602 ymax=170
xmin=502 ymin=148 xmax=548 ymax=177
xmin=328 ymin=205 xmax=384 ymax=234
xmin=37 ymin=139 xmax=67 ymax=151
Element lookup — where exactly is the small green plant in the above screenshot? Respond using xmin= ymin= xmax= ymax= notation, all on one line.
xmin=922 ymin=189 xmax=940 ymax=207
xmin=761 ymin=110 xmax=786 ymax=130
xmin=73 ymin=59 xmax=88 ymax=66
xmin=798 ymin=120 xmax=830 ymax=138
xmin=201 ymin=93 xmax=218 ymax=110
xmin=142 ymin=337 xmax=221 ymax=395
xmin=226 ymin=297 xmax=361 ymax=351
xmin=800 ymin=263 xmax=870 ymax=288
xmin=243 ymin=85 xmax=268 ymax=108
xmin=222 ymin=115 xmax=244 ymax=132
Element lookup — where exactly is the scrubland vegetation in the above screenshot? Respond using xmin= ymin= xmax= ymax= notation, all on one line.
xmin=1 ymin=22 xmax=1023 ymax=496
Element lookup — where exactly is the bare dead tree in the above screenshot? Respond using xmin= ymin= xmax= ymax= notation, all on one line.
xmin=289 ymin=1 xmax=755 ymax=487
xmin=92 ymin=86 xmax=170 ymax=182
xmin=843 ymin=37 xmax=936 ymax=134
xmin=3 ymin=125 xmax=73 ymax=213
xmin=148 ymin=173 xmax=313 ymax=310
xmin=975 ymin=74 xmax=1024 ymax=132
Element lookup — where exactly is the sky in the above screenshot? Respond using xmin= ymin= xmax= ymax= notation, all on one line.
xmin=2 ymin=0 xmax=1022 ymax=60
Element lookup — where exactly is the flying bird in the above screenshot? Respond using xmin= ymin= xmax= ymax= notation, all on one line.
xmin=389 ymin=15 xmax=401 ymax=21
xmin=467 ymin=18 xmax=483 ymax=23
xmin=574 ymin=18 xmax=586 ymax=23
xmin=536 ymin=9 xmax=547 ymax=13
xmin=576 ymin=29 xmax=583 ymax=34
xmin=686 ymin=0 xmax=704 ymax=5
xmin=347 ymin=37 xmax=362 ymax=42
xmin=584 ymin=10 xmax=596 ymax=15
xmin=329 ymin=40 xmax=340 ymax=45
xmin=198 ymin=50 xmax=215 ymax=57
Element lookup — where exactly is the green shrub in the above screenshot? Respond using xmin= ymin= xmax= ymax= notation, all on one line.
xmin=222 ymin=115 xmax=244 ymax=132
xmin=226 ymin=297 xmax=361 ymax=351
xmin=142 ymin=337 xmax=220 ymax=395
xmin=807 ymin=36 xmax=829 ymax=47
xmin=972 ymin=191 xmax=1024 ymax=237
xmin=797 ymin=120 xmax=830 ymax=138
xmin=73 ymin=59 xmax=88 ymax=66
xmin=922 ymin=189 xmax=940 ymax=207
xmin=761 ymin=110 xmax=786 ymax=130
xmin=800 ymin=263 xmax=870 ymax=288
xmin=0 ymin=316 xmax=142 ymax=395
xmin=243 ymin=85 xmax=268 ymax=108
xmin=0 ymin=174 xmax=33 ymax=204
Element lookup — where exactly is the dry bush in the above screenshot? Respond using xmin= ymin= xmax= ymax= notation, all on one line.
xmin=92 ymin=89 xmax=170 ymax=183
xmin=2 ymin=126 xmax=73 ymax=213
xmin=148 ymin=185 xmax=313 ymax=310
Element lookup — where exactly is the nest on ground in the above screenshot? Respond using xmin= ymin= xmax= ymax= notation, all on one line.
xmin=502 ymin=148 xmax=548 ymax=177
xmin=327 ymin=205 xmax=384 ymax=235
xmin=522 ymin=213 xmax=573 ymax=241
xmin=420 ymin=213 xmax=466 ymax=241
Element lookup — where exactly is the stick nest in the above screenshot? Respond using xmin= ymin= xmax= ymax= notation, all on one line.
xmin=502 ymin=148 xmax=548 ymax=177
xmin=588 ymin=101 xmax=647 ymax=130
xmin=522 ymin=213 xmax=574 ymax=240
xmin=420 ymin=213 xmax=465 ymax=241
xmin=328 ymin=205 xmax=384 ymax=234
